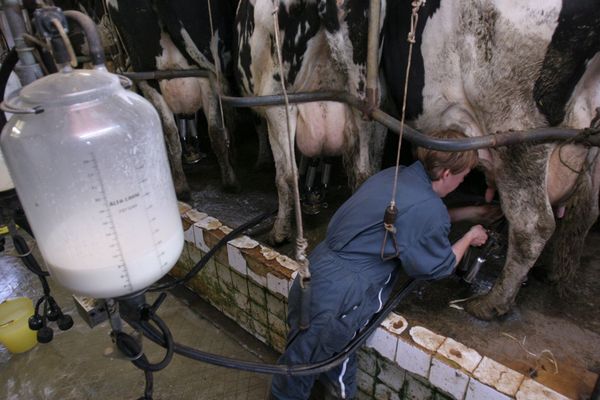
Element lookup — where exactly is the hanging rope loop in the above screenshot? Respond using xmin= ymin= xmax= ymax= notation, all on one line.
xmin=271 ymin=0 xmax=312 ymax=329
xmin=407 ymin=0 xmax=425 ymax=43
xmin=270 ymin=0 xmax=310 ymax=280
xmin=381 ymin=0 xmax=425 ymax=260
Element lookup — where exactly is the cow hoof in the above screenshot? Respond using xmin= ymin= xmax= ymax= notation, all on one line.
xmin=464 ymin=296 xmax=501 ymax=321
xmin=268 ymin=229 xmax=290 ymax=247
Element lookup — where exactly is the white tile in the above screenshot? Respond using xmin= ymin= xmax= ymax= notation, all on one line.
xmin=184 ymin=209 xmax=207 ymax=222
xmin=382 ymin=313 xmax=408 ymax=336
xmin=195 ymin=216 xmax=221 ymax=230
xmin=193 ymin=225 xmax=209 ymax=252
xmin=226 ymin=243 xmax=247 ymax=275
xmin=177 ymin=201 xmax=192 ymax=214
xmin=466 ymin=379 xmax=512 ymax=400
xmin=247 ymin=267 xmax=267 ymax=287
xmin=474 ymin=357 xmax=524 ymax=396
xmin=377 ymin=357 xmax=405 ymax=392
xmin=437 ymin=338 xmax=482 ymax=373
xmin=228 ymin=235 xmax=259 ymax=249
xmin=394 ymin=337 xmax=431 ymax=378
xmin=516 ymin=378 xmax=570 ymax=400
xmin=429 ymin=357 xmax=469 ymax=400
xmin=409 ymin=326 xmax=446 ymax=352
xmin=219 ymin=225 xmax=233 ymax=234
xmin=275 ymin=254 xmax=300 ymax=272
xmin=366 ymin=326 xmax=398 ymax=362
xmin=260 ymin=245 xmax=279 ymax=260
xmin=183 ymin=225 xmax=195 ymax=243
xmin=266 ymin=273 xmax=289 ymax=297
xmin=374 ymin=384 xmax=401 ymax=400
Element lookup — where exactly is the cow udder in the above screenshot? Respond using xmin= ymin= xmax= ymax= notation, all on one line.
xmin=295 ymin=101 xmax=349 ymax=157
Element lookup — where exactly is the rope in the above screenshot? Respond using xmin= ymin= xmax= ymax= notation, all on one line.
xmin=51 ymin=18 xmax=78 ymax=67
xmin=381 ymin=0 xmax=425 ymax=260
xmin=271 ymin=1 xmax=310 ymax=283
xmin=207 ymin=0 xmax=228 ymax=144
xmin=390 ymin=0 xmax=424 ymax=205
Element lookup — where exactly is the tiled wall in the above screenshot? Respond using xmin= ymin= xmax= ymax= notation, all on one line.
xmin=172 ymin=203 xmax=583 ymax=400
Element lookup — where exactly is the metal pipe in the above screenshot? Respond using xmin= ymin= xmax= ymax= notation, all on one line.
xmin=2 ymin=1 xmax=43 ymax=85
xmin=366 ymin=0 xmax=381 ymax=112
xmin=63 ymin=10 xmax=105 ymax=68
xmin=122 ymin=69 xmax=210 ymax=81
xmin=221 ymin=91 xmax=599 ymax=150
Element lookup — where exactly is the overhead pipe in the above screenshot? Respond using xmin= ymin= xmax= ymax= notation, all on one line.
xmin=221 ymin=91 xmax=600 ymax=150
xmin=366 ymin=0 xmax=382 ymax=113
xmin=63 ymin=10 xmax=105 ymax=68
xmin=2 ymin=0 xmax=44 ymax=85
xmin=114 ymin=67 xmax=600 ymax=150
xmin=122 ymin=69 xmax=210 ymax=81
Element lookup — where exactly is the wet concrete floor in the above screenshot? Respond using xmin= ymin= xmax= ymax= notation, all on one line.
xmin=185 ymin=136 xmax=600 ymax=399
xmin=0 ymin=231 xmax=278 ymax=399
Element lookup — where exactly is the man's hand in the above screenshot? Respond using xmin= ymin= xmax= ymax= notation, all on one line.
xmin=467 ymin=224 xmax=488 ymax=247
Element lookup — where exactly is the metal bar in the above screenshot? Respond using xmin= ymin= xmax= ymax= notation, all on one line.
xmin=122 ymin=69 xmax=210 ymax=81
xmin=366 ymin=0 xmax=381 ymax=111
xmin=2 ymin=1 xmax=44 ymax=85
xmin=220 ymin=91 xmax=599 ymax=150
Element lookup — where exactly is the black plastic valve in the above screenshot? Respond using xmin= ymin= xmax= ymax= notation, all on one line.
xmin=47 ymin=305 xmax=61 ymax=322
xmin=37 ymin=326 xmax=54 ymax=343
xmin=57 ymin=314 xmax=74 ymax=331
xmin=28 ymin=314 xmax=43 ymax=330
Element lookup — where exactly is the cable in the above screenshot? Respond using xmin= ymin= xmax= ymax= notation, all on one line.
xmin=149 ymin=209 xmax=276 ymax=292
xmin=0 ymin=48 xmax=19 ymax=129
xmin=130 ymin=278 xmax=419 ymax=376
xmin=12 ymin=234 xmax=50 ymax=277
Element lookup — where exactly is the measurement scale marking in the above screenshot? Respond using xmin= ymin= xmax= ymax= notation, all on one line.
xmin=89 ymin=153 xmax=134 ymax=292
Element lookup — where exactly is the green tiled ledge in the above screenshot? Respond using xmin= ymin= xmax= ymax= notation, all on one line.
xmin=172 ymin=202 xmax=592 ymax=400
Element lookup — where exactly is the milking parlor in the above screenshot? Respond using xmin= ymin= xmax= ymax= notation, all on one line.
xmin=0 ymin=1 xmax=599 ymax=399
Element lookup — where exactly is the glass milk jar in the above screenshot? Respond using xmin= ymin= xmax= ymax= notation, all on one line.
xmin=0 ymin=69 xmax=183 ymax=298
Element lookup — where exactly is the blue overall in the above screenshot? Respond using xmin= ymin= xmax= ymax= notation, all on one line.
xmin=270 ymin=161 xmax=456 ymax=399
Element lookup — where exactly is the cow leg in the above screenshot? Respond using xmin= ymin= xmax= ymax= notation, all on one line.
xmin=254 ymin=117 xmax=273 ymax=171
xmin=343 ymin=115 xmax=386 ymax=190
xmin=200 ymin=79 xmax=240 ymax=193
xmin=541 ymin=171 xmax=599 ymax=294
xmin=465 ymin=146 xmax=556 ymax=320
xmin=264 ymin=106 xmax=299 ymax=245
xmin=138 ymin=81 xmax=190 ymax=200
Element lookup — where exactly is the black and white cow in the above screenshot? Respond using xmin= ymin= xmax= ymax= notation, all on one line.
xmin=383 ymin=0 xmax=600 ymax=319
xmin=105 ymin=0 xmax=239 ymax=198
xmin=236 ymin=0 xmax=388 ymax=244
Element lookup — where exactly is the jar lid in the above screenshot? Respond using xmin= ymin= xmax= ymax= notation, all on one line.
xmin=18 ymin=69 xmax=122 ymax=107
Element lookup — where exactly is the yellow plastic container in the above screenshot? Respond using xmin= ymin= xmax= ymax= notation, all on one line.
xmin=0 ymin=297 xmax=38 ymax=353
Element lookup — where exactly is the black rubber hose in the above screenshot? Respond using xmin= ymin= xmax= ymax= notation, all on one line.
xmin=12 ymin=234 xmax=50 ymax=277
xmin=0 ymin=48 xmax=19 ymax=129
xmin=149 ymin=209 xmax=277 ymax=292
xmin=132 ymin=278 xmax=419 ymax=376
xmin=63 ymin=10 xmax=105 ymax=66
xmin=141 ymin=369 xmax=153 ymax=400
xmin=115 ymin=312 xmax=174 ymax=372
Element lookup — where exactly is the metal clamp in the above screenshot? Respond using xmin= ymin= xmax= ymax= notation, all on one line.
xmin=117 ymin=74 xmax=132 ymax=90
xmin=0 ymin=97 xmax=44 ymax=114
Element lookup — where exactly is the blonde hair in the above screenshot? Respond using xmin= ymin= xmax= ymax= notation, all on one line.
xmin=415 ymin=130 xmax=478 ymax=181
